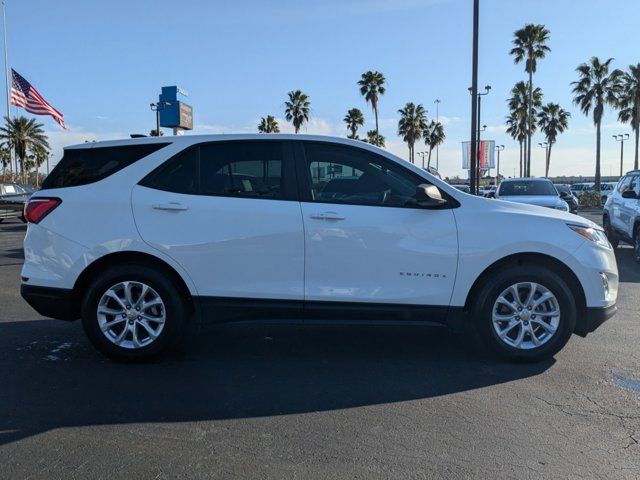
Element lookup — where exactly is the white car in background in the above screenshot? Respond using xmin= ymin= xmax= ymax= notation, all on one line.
xmin=21 ymin=135 xmax=616 ymax=362
xmin=600 ymin=182 xmax=618 ymax=205
xmin=571 ymin=182 xmax=594 ymax=198
xmin=495 ymin=178 xmax=570 ymax=212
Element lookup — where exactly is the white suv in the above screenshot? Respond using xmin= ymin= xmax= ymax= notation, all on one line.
xmin=21 ymin=135 xmax=618 ymax=361
xmin=603 ymin=172 xmax=640 ymax=260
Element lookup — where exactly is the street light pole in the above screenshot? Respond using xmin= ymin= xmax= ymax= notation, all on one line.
xmin=469 ymin=0 xmax=480 ymax=195
xmin=416 ymin=151 xmax=427 ymax=169
xmin=434 ymin=99 xmax=441 ymax=171
xmin=150 ymin=101 xmax=171 ymax=136
xmin=613 ymin=134 xmax=630 ymax=176
xmin=470 ymin=85 xmax=491 ymax=191
xmin=495 ymin=145 xmax=504 ymax=184
xmin=538 ymin=142 xmax=548 ymax=177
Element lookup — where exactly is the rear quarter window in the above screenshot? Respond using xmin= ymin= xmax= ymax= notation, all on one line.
xmin=41 ymin=143 xmax=170 ymax=189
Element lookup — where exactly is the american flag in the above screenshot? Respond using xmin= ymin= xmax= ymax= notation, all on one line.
xmin=10 ymin=69 xmax=66 ymax=129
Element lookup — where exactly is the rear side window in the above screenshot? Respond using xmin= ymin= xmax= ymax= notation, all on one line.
xmin=140 ymin=147 xmax=198 ymax=194
xmin=141 ymin=141 xmax=286 ymax=200
xmin=41 ymin=143 xmax=169 ymax=189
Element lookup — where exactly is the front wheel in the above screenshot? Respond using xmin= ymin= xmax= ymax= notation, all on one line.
xmin=634 ymin=232 xmax=640 ymax=264
xmin=470 ymin=265 xmax=576 ymax=362
xmin=81 ymin=264 xmax=189 ymax=361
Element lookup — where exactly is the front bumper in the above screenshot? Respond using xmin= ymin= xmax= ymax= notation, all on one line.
xmin=575 ymin=304 xmax=617 ymax=337
xmin=21 ymin=284 xmax=79 ymax=320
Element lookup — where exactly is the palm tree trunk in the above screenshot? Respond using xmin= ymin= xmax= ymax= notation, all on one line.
xmin=427 ymin=147 xmax=433 ymax=169
xmin=523 ymin=135 xmax=528 ymax=177
xmin=545 ymin=142 xmax=552 ymax=178
xmin=595 ymin=119 xmax=602 ymax=193
xmin=374 ymin=105 xmax=379 ymax=139
xmin=527 ymin=69 xmax=533 ymax=176
xmin=635 ymin=118 xmax=639 ymax=171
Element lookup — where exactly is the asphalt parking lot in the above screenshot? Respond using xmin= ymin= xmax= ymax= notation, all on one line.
xmin=1 ymin=212 xmax=640 ymax=479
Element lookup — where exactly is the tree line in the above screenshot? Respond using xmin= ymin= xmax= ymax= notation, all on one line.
xmin=257 ymin=71 xmax=446 ymax=169
xmin=0 ymin=116 xmax=50 ymax=186
xmin=506 ymin=23 xmax=640 ymax=192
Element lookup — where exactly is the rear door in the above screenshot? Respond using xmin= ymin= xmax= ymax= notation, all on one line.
xmin=132 ymin=140 xmax=305 ymax=307
xmin=296 ymin=141 xmax=458 ymax=309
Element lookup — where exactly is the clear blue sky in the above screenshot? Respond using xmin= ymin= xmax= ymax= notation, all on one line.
xmin=5 ymin=0 xmax=640 ymax=178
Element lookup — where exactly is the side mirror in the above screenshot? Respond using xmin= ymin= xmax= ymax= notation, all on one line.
xmin=486 ymin=192 xmax=495 ymax=198
xmin=415 ymin=184 xmax=446 ymax=208
xmin=622 ymin=190 xmax=638 ymax=199
xmin=559 ymin=191 xmax=569 ymax=198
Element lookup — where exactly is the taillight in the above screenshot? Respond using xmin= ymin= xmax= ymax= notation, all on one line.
xmin=24 ymin=197 xmax=62 ymax=224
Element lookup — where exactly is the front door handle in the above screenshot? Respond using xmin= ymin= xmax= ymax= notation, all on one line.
xmin=310 ymin=211 xmax=346 ymax=220
xmin=152 ymin=202 xmax=189 ymax=211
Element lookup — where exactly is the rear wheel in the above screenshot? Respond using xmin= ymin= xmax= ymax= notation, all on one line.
xmin=603 ymin=215 xmax=619 ymax=248
xmin=81 ymin=264 xmax=189 ymax=361
xmin=470 ymin=265 xmax=576 ymax=362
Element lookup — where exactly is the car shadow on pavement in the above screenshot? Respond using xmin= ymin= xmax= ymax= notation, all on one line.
xmin=0 ymin=319 xmax=553 ymax=446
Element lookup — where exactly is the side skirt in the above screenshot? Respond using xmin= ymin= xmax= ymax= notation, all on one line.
xmin=197 ymin=296 xmax=463 ymax=328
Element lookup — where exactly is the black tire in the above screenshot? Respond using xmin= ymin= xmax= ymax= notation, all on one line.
xmin=470 ymin=265 xmax=576 ymax=362
xmin=81 ymin=264 xmax=189 ymax=361
xmin=603 ymin=215 xmax=619 ymax=248
xmin=634 ymin=229 xmax=640 ymax=264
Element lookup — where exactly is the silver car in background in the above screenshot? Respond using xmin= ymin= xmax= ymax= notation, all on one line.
xmin=495 ymin=178 xmax=570 ymax=212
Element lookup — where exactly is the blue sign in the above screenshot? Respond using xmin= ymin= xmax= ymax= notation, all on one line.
xmin=158 ymin=86 xmax=193 ymax=130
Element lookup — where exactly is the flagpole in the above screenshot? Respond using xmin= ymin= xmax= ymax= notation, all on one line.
xmin=1 ymin=0 xmax=11 ymax=180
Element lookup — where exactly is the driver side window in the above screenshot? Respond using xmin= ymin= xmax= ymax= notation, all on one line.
xmin=303 ymin=142 xmax=424 ymax=208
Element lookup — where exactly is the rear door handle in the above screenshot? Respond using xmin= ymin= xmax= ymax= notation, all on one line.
xmin=152 ymin=202 xmax=189 ymax=211
xmin=310 ymin=211 xmax=345 ymax=220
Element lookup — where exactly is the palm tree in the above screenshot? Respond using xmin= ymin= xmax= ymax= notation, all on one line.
xmin=572 ymin=57 xmax=623 ymax=193
xmin=507 ymin=81 xmax=543 ymax=176
xmin=537 ymin=103 xmax=570 ymax=177
xmin=617 ymin=63 xmax=640 ymax=170
xmin=0 ymin=143 xmax=9 ymax=180
xmin=25 ymin=143 xmax=49 ymax=187
xmin=0 ymin=116 xmax=50 ymax=183
xmin=365 ymin=131 xmax=383 ymax=147
xmin=505 ymin=112 xmax=526 ymax=177
xmin=422 ymin=121 xmax=445 ymax=168
xmin=510 ymin=24 xmax=551 ymax=171
xmin=365 ymin=130 xmax=385 ymax=147
xmin=397 ymin=102 xmax=427 ymax=164
xmin=358 ymin=71 xmax=386 ymax=139
xmin=258 ymin=115 xmax=280 ymax=133
xmin=343 ymin=108 xmax=364 ymax=139
xmin=284 ymin=90 xmax=310 ymax=133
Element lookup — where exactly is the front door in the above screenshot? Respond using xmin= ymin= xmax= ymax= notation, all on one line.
xmin=297 ymin=142 xmax=458 ymax=308
xmin=132 ymin=140 xmax=304 ymax=305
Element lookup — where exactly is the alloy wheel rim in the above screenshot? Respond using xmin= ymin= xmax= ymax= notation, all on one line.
xmin=97 ymin=281 xmax=166 ymax=349
xmin=491 ymin=282 xmax=560 ymax=350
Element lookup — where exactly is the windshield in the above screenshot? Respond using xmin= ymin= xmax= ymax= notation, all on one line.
xmin=499 ymin=180 xmax=557 ymax=196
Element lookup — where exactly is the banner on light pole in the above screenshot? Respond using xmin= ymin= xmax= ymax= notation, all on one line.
xmin=462 ymin=140 xmax=495 ymax=170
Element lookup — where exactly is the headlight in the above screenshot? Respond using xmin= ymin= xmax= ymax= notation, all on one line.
xmin=568 ymin=224 xmax=611 ymax=249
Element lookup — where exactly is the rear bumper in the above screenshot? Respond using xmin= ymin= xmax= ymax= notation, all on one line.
xmin=20 ymin=284 xmax=79 ymax=320
xmin=575 ymin=304 xmax=617 ymax=337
